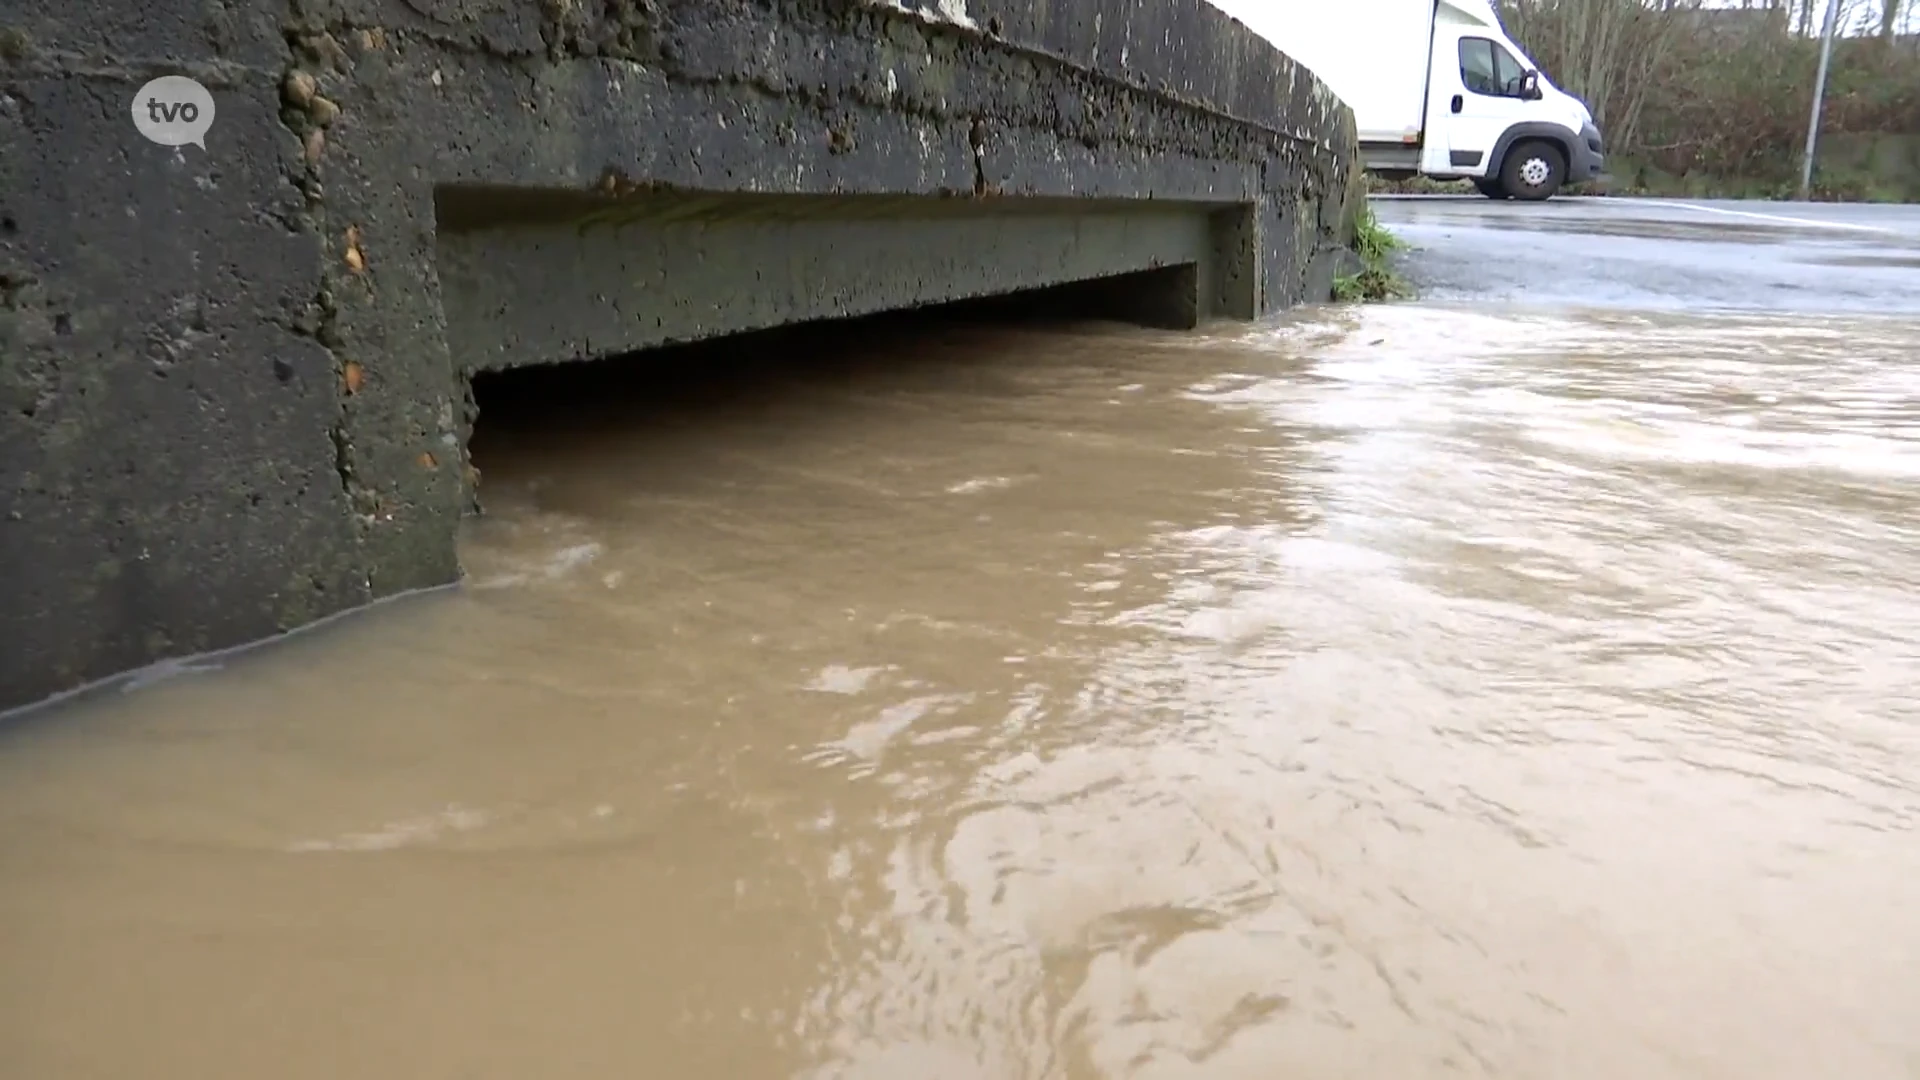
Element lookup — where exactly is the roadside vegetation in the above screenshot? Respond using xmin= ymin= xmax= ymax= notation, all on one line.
xmin=1498 ymin=0 xmax=1920 ymax=201
xmin=1334 ymin=205 xmax=1410 ymax=303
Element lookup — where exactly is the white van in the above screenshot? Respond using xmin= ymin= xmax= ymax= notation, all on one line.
xmin=1215 ymin=0 xmax=1606 ymax=200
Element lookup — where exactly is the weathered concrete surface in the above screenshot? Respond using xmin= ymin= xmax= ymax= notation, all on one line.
xmin=0 ymin=0 xmax=1362 ymax=712
xmin=440 ymin=195 xmax=1239 ymax=371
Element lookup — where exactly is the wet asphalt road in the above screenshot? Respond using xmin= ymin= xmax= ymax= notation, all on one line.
xmin=1371 ymin=195 xmax=1920 ymax=315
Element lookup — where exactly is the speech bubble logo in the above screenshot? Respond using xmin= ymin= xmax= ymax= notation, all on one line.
xmin=131 ymin=75 xmax=216 ymax=150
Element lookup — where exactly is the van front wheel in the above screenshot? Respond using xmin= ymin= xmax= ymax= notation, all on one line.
xmin=1474 ymin=179 xmax=1509 ymax=199
xmin=1500 ymin=141 xmax=1566 ymax=201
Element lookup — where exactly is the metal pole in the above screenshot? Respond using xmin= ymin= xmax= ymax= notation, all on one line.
xmin=1799 ymin=0 xmax=1843 ymax=200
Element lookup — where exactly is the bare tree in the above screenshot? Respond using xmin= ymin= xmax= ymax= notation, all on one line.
xmin=1878 ymin=0 xmax=1906 ymax=37
xmin=1502 ymin=0 xmax=1697 ymax=152
xmin=1501 ymin=0 xmax=1919 ymax=191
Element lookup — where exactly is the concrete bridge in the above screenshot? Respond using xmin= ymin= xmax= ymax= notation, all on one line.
xmin=0 ymin=0 xmax=1365 ymax=713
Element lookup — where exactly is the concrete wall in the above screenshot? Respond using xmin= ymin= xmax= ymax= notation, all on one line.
xmin=0 ymin=0 xmax=1362 ymax=713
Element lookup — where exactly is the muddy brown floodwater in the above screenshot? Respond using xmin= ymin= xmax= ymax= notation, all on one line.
xmin=3 ymin=302 xmax=1918 ymax=1080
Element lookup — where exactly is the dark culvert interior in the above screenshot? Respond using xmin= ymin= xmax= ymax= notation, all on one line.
xmin=463 ymin=266 xmax=1199 ymax=486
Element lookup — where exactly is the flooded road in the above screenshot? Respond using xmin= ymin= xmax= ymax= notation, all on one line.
xmin=4 ymin=199 xmax=1919 ymax=1079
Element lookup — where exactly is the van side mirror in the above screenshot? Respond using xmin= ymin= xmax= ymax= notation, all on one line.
xmin=1520 ymin=70 xmax=1542 ymax=100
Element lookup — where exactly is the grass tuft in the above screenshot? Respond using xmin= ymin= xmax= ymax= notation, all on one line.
xmin=1333 ymin=204 xmax=1409 ymax=303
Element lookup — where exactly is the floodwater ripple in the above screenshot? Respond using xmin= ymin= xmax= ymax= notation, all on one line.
xmin=2 ymin=304 xmax=1917 ymax=1080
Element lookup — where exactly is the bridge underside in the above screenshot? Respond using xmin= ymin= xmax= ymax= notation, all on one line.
xmin=437 ymin=189 xmax=1257 ymax=371
xmin=0 ymin=0 xmax=1363 ymax=712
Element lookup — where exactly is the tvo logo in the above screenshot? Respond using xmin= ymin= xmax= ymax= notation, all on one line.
xmin=131 ymin=75 xmax=216 ymax=149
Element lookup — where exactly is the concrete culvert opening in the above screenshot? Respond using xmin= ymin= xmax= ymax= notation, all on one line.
xmin=463 ymin=267 xmax=1200 ymax=507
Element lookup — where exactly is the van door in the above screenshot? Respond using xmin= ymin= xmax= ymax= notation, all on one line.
xmin=1425 ymin=31 xmax=1533 ymax=177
